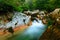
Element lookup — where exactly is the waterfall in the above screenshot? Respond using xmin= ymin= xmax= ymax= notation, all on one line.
xmin=0 ymin=12 xmax=30 ymax=28
xmin=11 ymin=19 xmax=47 ymax=40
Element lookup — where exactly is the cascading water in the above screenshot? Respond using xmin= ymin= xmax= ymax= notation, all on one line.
xmin=0 ymin=12 xmax=47 ymax=40
xmin=8 ymin=19 xmax=47 ymax=40
xmin=0 ymin=12 xmax=30 ymax=28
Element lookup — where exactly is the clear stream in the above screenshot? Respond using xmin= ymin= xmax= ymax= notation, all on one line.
xmin=7 ymin=20 xmax=47 ymax=40
xmin=0 ymin=12 xmax=47 ymax=40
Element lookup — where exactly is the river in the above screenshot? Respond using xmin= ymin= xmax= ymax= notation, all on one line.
xmin=7 ymin=19 xmax=47 ymax=40
xmin=0 ymin=12 xmax=48 ymax=40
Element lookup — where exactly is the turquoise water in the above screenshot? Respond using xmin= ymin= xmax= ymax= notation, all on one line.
xmin=7 ymin=20 xmax=47 ymax=40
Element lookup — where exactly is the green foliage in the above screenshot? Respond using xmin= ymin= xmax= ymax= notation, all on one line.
xmin=0 ymin=0 xmax=60 ymax=12
xmin=23 ymin=0 xmax=60 ymax=12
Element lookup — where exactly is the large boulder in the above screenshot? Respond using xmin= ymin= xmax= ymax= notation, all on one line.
xmin=48 ymin=8 xmax=60 ymax=25
xmin=49 ymin=8 xmax=60 ymax=20
xmin=39 ymin=11 xmax=48 ymax=19
xmin=24 ymin=10 xmax=32 ymax=16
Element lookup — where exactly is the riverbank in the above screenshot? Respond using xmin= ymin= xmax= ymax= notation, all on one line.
xmin=39 ymin=25 xmax=60 ymax=40
xmin=0 ymin=25 xmax=28 ymax=40
xmin=5 ymin=20 xmax=47 ymax=40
